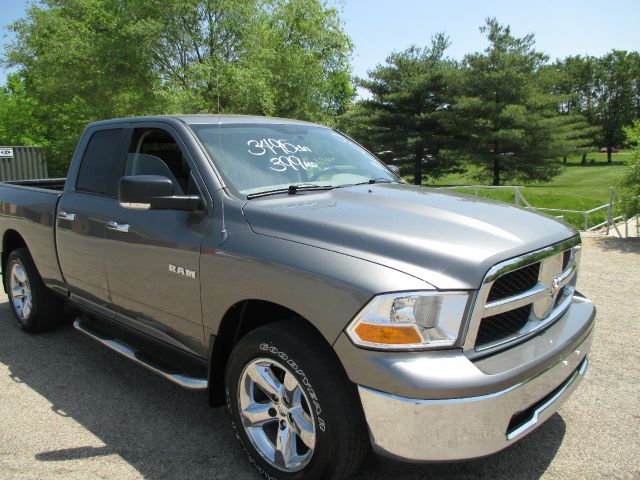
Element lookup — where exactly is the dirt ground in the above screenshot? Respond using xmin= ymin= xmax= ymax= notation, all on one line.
xmin=0 ymin=234 xmax=638 ymax=479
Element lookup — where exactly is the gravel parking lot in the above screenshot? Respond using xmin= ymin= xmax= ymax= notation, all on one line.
xmin=0 ymin=234 xmax=638 ymax=480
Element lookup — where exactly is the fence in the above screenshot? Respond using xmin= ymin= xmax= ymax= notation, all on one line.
xmin=0 ymin=146 xmax=48 ymax=181
xmin=439 ymin=185 xmax=639 ymax=237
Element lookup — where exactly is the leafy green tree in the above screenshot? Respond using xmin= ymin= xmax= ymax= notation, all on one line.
xmin=616 ymin=121 xmax=640 ymax=219
xmin=545 ymin=55 xmax=600 ymax=164
xmin=453 ymin=19 xmax=590 ymax=185
xmin=2 ymin=0 xmax=353 ymax=174
xmin=0 ymin=73 xmax=46 ymax=147
xmin=630 ymin=52 xmax=640 ymax=120
xmin=593 ymin=51 xmax=636 ymax=162
xmin=4 ymin=0 xmax=167 ymax=174
xmin=546 ymin=52 xmax=640 ymax=164
xmin=619 ymin=121 xmax=640 ymax=190
xmin=140 ymin=0 xmax=353 ymax=119
xmin=341 ymin=35 xmax=460 ymax=185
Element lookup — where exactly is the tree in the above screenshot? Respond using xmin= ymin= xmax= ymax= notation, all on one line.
xmin=2 ymin=0 xmax=353 ymax=174
xmin=630 ymin=52 xmax=640 ymax=120
xmin=593 ymin=51 xmax=636 ymax=162
xmin=545 ymin=55 xmax=599 ymax=164
xmin=620 ymin=121 xmax=640 ymax=189
xmin=0 ymin=73 xmax=47 ymax=147
xmin=616 ymin=121 xmax=640 ymax=219
xmin=3 ymin=0 xmax=168 ymax=174
xmin=453 ymin=19 xmax=589 ymax=185
xmin=138 ymin=0 xmax=353 ymax=119
xmin=341 ymin=35 xmax=460 ymax=185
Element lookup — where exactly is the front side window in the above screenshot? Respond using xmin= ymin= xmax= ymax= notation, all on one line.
xmin=123 ymin=128 xmax=197 ymax=196
xmin=191 ymin=123 xmax=398 ymax=196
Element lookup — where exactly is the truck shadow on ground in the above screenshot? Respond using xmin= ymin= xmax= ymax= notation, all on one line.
xmin=588 ymin=236 xmax=640 ymax=254
xmin=0 ymin=302 xmax=565 ymax=480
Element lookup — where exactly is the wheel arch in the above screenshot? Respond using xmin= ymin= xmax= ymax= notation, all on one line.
xmin=208 ymin=299 xmax=330 ymax=406
xmin=2 ymin=229 xmax=28 ymax=288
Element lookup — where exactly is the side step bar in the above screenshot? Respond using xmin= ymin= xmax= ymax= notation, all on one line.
xmin=73 ymin=318 xmax=208 ymax=390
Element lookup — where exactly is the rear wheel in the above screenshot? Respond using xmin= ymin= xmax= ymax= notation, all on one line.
xmin=5 ymin=247 xmax=64 ymax=333
xmin=225 ymin=320 xmax=369 ymax=480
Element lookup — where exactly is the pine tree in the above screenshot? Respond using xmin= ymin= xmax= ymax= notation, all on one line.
xmin=342 ymin=35 xmax=460 ymax=185
xmin=454 ymin=19 xmax=591 ymax=185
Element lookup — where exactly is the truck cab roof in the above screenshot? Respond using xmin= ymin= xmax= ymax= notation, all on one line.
xmin=87 ymin=114 xmax=322 ymax=128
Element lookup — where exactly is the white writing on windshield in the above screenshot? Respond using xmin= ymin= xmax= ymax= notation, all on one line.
xmin=270 ymin=155 xmax=318 ymax=172
xmin=247 ymin=138 xmax=317 ymax=172
xmin=247 ymin=138 xmax=312 ymax=156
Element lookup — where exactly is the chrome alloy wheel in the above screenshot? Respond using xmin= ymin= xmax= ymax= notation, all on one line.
xmin=9 ymin=261 xmax=33 ymax=323
xmin=238 ymin=358 xmax=317 ymax=472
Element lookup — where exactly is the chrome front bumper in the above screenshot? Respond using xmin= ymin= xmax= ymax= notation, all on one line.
xmin=356 ymin=300 xmax=594 ymax=462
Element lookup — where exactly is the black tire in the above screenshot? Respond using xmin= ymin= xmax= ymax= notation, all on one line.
xmin=225 ymin=320 xmax=369 ymax=480
xmin=5 ymin=247 xmax=64 ymax=333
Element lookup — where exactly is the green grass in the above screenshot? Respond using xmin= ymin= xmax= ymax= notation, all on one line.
xmin=424 ymin=151 xmax=630 ymax=230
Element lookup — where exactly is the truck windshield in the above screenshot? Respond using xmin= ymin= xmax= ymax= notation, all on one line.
xmin=190 ymin=123 xmax=398 ymax=197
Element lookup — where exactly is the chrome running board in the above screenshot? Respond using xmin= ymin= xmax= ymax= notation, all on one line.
xmin=73 ymin=318 xmax=208 ymax=390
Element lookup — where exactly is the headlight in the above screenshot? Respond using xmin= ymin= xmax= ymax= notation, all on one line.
xmin=346 ymin=291 xmax=470 ymax=350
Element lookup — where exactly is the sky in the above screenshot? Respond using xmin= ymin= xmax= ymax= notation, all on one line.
xmin=340 ymin=0 xmax=640 ymax=79
xmin=1 ymin=0 xmax=640 ymax=86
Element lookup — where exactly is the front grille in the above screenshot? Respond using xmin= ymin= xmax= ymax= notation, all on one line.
xmin=476 ymin=305 xmax=532 ymax=347
xmin=554 ymin=286 xmax=566 ymax=308
xmin=487 ymin=262 xmax=540 ymax=303
xmin=468 ymin=237 xmax=581 ymax=355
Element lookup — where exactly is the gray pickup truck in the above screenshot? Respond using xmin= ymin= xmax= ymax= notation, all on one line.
xmin=0 ymin=115 xmax=595 ymax=480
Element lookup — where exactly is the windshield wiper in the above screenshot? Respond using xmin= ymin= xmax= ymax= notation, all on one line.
xmin=335 ymin=178 xmax=396 ymax=189
xmin=247 ymin=183 xmax=334 ymax=199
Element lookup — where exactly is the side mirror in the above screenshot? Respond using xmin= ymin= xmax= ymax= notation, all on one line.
xmin=387 ymin=165 xmax=400 ymax=175
xmin=118 ymin=175 xmax=201 ymax=211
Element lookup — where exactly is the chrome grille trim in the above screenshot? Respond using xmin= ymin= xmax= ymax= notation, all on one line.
xmin=483 ymin=283 xmax=548 ymax=316
xmin=463 ymin=236 xmax=581 ymax=355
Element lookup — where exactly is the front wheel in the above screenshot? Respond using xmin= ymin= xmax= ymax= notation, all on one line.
xmin=225 ymin=320 xmax=368 ymax=480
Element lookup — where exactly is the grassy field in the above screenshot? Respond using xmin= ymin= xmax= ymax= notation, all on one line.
xmin=424 ymin=151 xmax=632 ymax=230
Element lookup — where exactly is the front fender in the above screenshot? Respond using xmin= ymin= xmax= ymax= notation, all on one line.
xmin=200 ymin=230 xmax=432 ymax=347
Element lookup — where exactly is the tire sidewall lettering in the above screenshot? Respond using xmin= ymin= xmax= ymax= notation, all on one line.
xmin=258 ymin=342 xmax=326 ymax=428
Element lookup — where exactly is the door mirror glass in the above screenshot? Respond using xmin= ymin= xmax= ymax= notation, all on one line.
xmin=118 ymin=175 xmax=200 ymax=211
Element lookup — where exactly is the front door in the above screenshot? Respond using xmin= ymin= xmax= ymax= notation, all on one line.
xmin=56 ymin=127 xmax=128 ymax=318
xmin=104 ymin=125 xmax=211 ymax=356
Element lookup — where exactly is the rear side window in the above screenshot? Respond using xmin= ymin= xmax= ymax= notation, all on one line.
xmin=76 ymin=129 xmax=123 ymax=195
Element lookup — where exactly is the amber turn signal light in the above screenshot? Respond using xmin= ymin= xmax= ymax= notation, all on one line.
xmin=354 ymin=323 xmax=422 ymax=345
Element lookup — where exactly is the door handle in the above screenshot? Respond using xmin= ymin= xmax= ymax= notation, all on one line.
xmin=57 ymin=211 xmax=77 ymax=221
xmin=107 ymin=221 xmax=130 ymax=233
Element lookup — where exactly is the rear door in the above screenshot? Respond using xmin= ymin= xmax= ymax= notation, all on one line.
xmin=56 ymin=127 xmax=128 ymax=318
xmin=104 ymin=124 xmax=211 ymax=356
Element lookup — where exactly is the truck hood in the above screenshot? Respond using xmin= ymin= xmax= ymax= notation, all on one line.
xmin=242 ymin=184 xmax=576 ymax=289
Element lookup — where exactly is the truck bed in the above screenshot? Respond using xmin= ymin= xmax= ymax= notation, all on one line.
xmin=0 ymin=179 xmax=66 ymax=294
